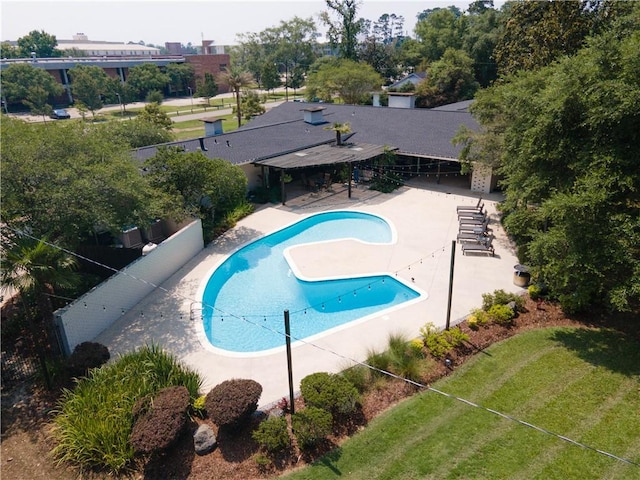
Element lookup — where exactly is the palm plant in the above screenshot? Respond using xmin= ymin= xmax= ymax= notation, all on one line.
xmin=1 ymin=231 xmax=79 ymax=361
xmin=216 ymin=67 xmax=256 ymax=128
xmin=325 ymin=121 xmax=351 ymax=146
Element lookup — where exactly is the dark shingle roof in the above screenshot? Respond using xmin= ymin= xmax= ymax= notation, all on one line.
xmin=133 ymin=101 xmax=478 ymax=165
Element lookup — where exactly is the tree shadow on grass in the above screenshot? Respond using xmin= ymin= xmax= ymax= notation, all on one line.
xmin=551 ymin=327 xmax=640 ymax=375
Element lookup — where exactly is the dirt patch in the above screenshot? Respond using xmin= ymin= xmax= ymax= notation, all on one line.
xmin=2 ymin=297 xmax=636 ymax=480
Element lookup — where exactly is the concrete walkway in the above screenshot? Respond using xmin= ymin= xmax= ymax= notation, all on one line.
xmin=95 ymin=177 xmax=521 ymax=408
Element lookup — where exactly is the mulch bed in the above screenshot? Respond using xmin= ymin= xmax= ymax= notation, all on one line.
xmin=2 ymin=296 xmax=638 ymax=480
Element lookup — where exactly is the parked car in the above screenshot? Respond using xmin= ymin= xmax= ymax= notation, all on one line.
xmin=50 ymin=108 xmax=71 ymax=119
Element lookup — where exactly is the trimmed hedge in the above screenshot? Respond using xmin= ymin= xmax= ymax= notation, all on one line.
xmin=292 ymin=407 xmax=332 ymax=450
xmin=252 ymin=416 xmax=290 ymax=453
xmin=129 ymin=386 xmax=190 ymax=455
xmin=66 ymin=341 xmax=110 ymax=378
xmin=300 ymin=372 xmax=360 ymax=416
xmin=205 ymin=378 xmax=262 ymax=429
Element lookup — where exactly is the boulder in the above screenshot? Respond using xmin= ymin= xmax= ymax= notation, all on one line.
xmin=193 ymin=424 xmax=217 ymax=455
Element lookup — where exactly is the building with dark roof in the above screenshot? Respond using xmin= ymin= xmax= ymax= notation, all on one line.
xmin=134 ymin=100 xmax=496 ymax=197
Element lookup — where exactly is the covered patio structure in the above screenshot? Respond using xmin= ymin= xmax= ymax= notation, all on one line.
xmin=252 ymin=141 xmax=397 ymax=205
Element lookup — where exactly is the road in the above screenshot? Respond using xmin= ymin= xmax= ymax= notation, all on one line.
xmin=7 ymin=87 xmax=300 ymax=124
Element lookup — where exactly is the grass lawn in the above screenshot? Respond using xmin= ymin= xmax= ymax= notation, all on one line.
xmin=283 ymin=327 xmax=640 ymax=479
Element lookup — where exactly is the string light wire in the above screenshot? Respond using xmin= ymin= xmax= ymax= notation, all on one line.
xmin=7 ymin=226 xmax=639 ymax=467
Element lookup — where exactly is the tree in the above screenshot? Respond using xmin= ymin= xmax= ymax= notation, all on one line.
xmin=461 ymin=2 xmax=502 ymax=86
xmin=108 ymin=77 xmax=137 ymax=114
xmin=1 ymin=63 xmax=63 ymax=116
xmin=103 ymin=116 xmax=174 ymax=149
xmin=320 ymin=0 xmax=364 ymax=60
xmin=272 ymin=16 xmax=319 ymax=74
xmin=195 ymin=72 xmax=218 ymax=106
xmin=165 ymin=62 xmax=195 ymax=96
xmin=288 ymin=65 xmax=305 ymax=95
xmin=358 ymin=36 xmax=400 ymax=82
xmin=126 ymin=63 xmax=170 ymax=99
xmin=417 ymin=5 xmax=462 ymax=23
xmin=144 ymin=147 xmax=248 ymax=235
xmin=69 ymin=65 xmax=111 ymax=117
xmin=414 ymin=7 xmax=465 ymax=63
xmin=260 ymin=62 xmax=281 ymax=92
xmin=16 ymin=29 xmax=61 ymax=58
xmin=1 ymin=41 xmax=20 ymax=58
xmin=238 ymin=90 xmax=266 ymax=120
xmin=494 ymin=0 xmax=593 ymax=76
xmin=458 ymin=5 xmax=640 ymax=312
xmin=415 ymin=48 xmax=479 ymax=107
xmin=216 ymin=67 xmax=256 ymax=128
xmin=371 ymin=13 xmax=405 ymax=45
xmin=233 ymin=16 xmax=319 ymax=87
xmin=137 ymin=103 xmax=172 ymax=130
xmin=305 ymin=58 xmax=382 ymax=104
xmin=1 ymin=117 xmax=171 ymax=249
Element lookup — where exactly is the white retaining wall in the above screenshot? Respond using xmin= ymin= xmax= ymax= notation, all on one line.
xmin=55 ymin=219 xmax=204 ymax=354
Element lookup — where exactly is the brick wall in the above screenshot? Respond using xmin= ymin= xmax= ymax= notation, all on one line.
xmin=184 ymin=54 xmax=230 ymax=93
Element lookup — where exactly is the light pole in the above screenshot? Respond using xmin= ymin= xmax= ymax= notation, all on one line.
xmin=188 ymin=86 xmax=194 ymax=112
xmin=115 ymin=92 xmax=123 ymax=116
xmin=276 ymin=62 xmax=289 ymax=102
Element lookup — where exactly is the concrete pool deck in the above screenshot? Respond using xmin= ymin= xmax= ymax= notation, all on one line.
xmin=95 ymin=177 xmax=521 ymax=407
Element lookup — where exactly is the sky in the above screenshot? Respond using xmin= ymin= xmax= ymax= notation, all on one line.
xmin=1 ymin=0 xmax=495 ymax=47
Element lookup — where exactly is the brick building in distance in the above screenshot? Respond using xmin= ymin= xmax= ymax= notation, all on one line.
xmin=0 ymin=35 xmax=230 ymax=106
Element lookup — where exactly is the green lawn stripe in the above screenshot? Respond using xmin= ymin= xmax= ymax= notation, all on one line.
xmin=427 ymin=342 xmax=595 ymax=478
xmin=511 ymin=376 xmax=640 ymax=479
xmin=282 ymin=328 xmax=640 ymax=480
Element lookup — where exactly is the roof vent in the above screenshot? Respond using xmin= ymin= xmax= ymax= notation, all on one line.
xmin=201 ymin=117 xmax=224 ymax=136
xmin=303 ymin=106 xmax=326 ymax=125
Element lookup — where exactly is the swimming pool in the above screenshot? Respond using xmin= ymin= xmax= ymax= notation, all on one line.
xmin=200 ymin=211 xmax=421 ymax=353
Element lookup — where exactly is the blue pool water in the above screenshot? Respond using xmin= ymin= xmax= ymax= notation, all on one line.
xmin=201 ymin=211 xmax=420 ymax=353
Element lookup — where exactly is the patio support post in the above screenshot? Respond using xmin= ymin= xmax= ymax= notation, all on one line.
xmin=284 ymin=309 xmax=295 ymax=415
xmin=445 ymin=240 xmax=456 ymax=330
xmin=280 ymin=169 xmax=286 ymax=205
xmin=348 ymin=162 xmax=353 ymax=198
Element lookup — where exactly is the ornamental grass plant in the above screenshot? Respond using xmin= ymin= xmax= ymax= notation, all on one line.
xmin=51 ymin=344 xmax=202 ymax=474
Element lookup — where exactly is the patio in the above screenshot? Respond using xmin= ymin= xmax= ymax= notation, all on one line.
xmin=95 ymin=178 xmax=519 ymax=407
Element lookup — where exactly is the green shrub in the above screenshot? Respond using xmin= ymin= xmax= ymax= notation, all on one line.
xmin=192 ymin=395 xmax=207 ymax=418
xmin=528 ymin=284 xmax=542 ymax=300
xmin=292 ymin=407 xmax=332 ymax=450
xmin=482 ymin=289 xmax=524 ymax=311
xmin=205 ymin=379 xmax=262 ymax=430
xmin=129 ymin=386 xmax=190 ymax=455
xmin=51 ymin=344 xmax=202 ymax=474
xmin=252 ymin=416 xmax=290 ymax=453
xmin=300 ymin=372 xmax=360 ymax=416
xmin=408 ymin=338 xmax=425 ymax=357
xmin=213 ymin=200 xmax=255 ymax=237
xmin=420 ymin=322 xmax=469 ymax=358
xmin=340 ymin=365 xmax=371 ymax=393
xmin=488 ymin=304 xmax=516 ymax=325
xmin=467 ymin=308 xmax=490 ymax=330
xmin=145 ymin=90 xmax=164 ymax=104
xmin=254 ymin=453 xmax=272 ymax=470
